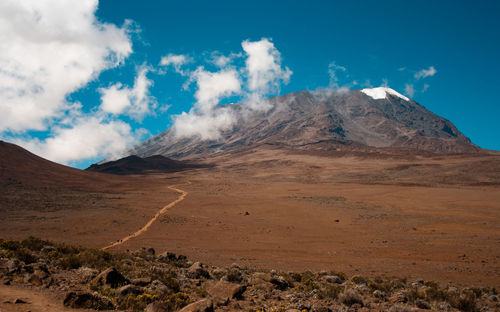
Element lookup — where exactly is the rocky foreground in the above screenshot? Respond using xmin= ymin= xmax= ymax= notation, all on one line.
xmin=0 ymin=237 xmax=498 ymax=312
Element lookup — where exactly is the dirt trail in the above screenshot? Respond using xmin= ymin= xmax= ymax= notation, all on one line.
xmin=102 ymin=181 xmax=190 ymax=250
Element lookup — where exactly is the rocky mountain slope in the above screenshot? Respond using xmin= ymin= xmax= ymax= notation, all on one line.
xmin=128 ymin=88 xmax=480 ymax=160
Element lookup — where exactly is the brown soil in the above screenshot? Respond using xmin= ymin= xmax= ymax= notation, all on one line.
xmin=1 ymin=143 xmax=499 ymax=288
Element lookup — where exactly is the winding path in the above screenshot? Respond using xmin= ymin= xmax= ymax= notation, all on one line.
xmin=102 ymin=181 xmax=190 ymax=250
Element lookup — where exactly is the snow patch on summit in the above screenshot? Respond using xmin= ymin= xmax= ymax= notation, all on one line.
xmin=360 ymin=87 xmax=410 ymax=101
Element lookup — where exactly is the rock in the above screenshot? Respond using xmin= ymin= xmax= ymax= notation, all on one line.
xmin=322 ymin=275 xmax=343 ymax=284
xmin=117 ymin=284 xmax=143 ymax=298
xmin=41 ymin=246 xmax=57 ymax=253
xmin=63 ymin=291 xmax=114 ymax=310
xmin=91 ymin=267 xmax=128 ymax=288
xmin=208 ymin=280 xmax=246 ymax=306
xmin=436 ymin=301 xmax=452 ymax=311
xmin=14 ymin=298 xmax=27 ymax=304
xmin=415 ymin=299 xmax=431 ymax=309
xmin=25 ymin=273 xmax=42 ymax=286
xmin=0 ymin=258 xmax=20 ymax=274
xmin=76 ymin=267 xmax=99 ymax=283
xmin=187 ymin=262 xmax=210 ymax=279
xmin=270 ymin=276 xmax=291 ymax=290
xmin=145 ymin=301 xmax=170 ymax=312
xmin=159 ymin=251 xmax=177 ymax=260
xmin=131 ymin=277 xmax=151 ymax=286
xmin=178 ymin=299 xmax=214 ymax=312
xmin=146 ymin=247 xmax=155 ymax=256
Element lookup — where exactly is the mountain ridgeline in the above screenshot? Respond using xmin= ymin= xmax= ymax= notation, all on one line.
xmin=128 ymin=88 xmax=480 ymax=159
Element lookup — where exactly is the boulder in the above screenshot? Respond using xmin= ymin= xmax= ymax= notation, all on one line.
xmin=208 ymin=280 xmax=246 ymax=306
xmin=270 ymin=276 xmax=291 ymax=290
xmin=117 ymin=284 xmax=143 ymax=298
xmin=63 ymin=291 xmax=114 ymax=310
xmin=131 ymin=277 xmax=151 ymax=286
xmin=145 ymin=302 xmax=170 ymax=312
xmin=91 ymin=267 xmax=128 ymax=288
xmin=322 ymin=275 xmax=343 ymax=284
xmin=178 ymin=299 xmax=214 ymax=312
xmin=187 ymin=262 xmax=210 ymax=279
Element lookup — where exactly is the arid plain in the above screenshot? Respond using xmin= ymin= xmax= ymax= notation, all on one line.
xmin=2 ymin=143 xmax=499 ymax=288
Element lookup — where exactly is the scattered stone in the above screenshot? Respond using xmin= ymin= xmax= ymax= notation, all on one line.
xmin=14 ymin=298 xmax=27 ymax=304
xmin=244 ymin=211 xmax=250 ymax=216
xmin=178 ymin=298 xmax=214 ymax=312
xmin=208 ymin=280 xmax=246 ymax=306
xmin=91 ymin=267 xmax=128 ymax=288
xmin=63 ymin=291 xmax=114 ymax=310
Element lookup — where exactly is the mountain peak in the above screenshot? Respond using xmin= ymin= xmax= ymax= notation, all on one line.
xmin=360 ymin=87 xmax=410 ymax=101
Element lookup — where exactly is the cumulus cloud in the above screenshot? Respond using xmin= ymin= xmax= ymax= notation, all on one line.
xmin=190 ymin=67 xmax=241 ymax=112
xmin=414 ymin=66 xmax=437 ymax=79
xmin=404 ymin=83 xmax=415 ymax=98
xmin=0 ymin=0 xmax=132 ymax=133
xmin=242 ymin=38 xmax=292 ymax=110
xmin=173 ymin=108 xmax=235 ymax=140
xmin=99 ymin=66 xmax=156 ymax=121
xmin=173 ymin=67 xmax=241 ymax=139
xmin=172 ymin=38 xmax=291 ymax=139
xmin=12 ymin=116 xmax=141 ymax=164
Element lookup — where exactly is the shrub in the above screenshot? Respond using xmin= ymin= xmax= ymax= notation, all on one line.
xmin=340 ymin=289 xmax=364 ymax=306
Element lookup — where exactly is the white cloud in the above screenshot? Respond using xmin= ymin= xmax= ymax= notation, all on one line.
xmin=0 ymin=0 xmax=133 ymax=133
xmin=422 ymin=83 xmax=430 ymax=93
xmin=12 ymin=116 xmax=141 ymax=164
xmin=173 ymin=108 xmax=235 ymax=140
xmin=404 ymin=83 xmax=415 ymax=98
xmin=171 ymin=38 xmax=292 ymax=140
xmin=242 ymin=38 xmax=292 ymax=109
xmin=328 ymin=61 xmax=347 ymax=88
xmin=190 ymin=67 xmax=241 ymax=112
xmin=99 ymin=66 xmax=156 ymax=121
xmin=414 ymin=66 xmax=437 ymax=79
xmin=159 ymin=53 xmax=191 ymax=74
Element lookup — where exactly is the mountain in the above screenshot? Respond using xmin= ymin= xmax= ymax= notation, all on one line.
xmin=86 ymin=155 xmax=207 ymax=175
xmin=126 ymin=88 xmax=481 ymax=160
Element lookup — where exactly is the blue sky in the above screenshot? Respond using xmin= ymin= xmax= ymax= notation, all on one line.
xmin=1 ymin=0 xmax=499 ymax=168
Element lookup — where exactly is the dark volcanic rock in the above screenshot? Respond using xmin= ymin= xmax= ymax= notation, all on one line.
xmin=91 ymin=267 xmax=128 ymax=288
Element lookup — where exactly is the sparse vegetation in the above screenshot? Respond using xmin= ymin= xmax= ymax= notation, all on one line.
xmin=0 ymin=237 xmax=497 ymax=311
